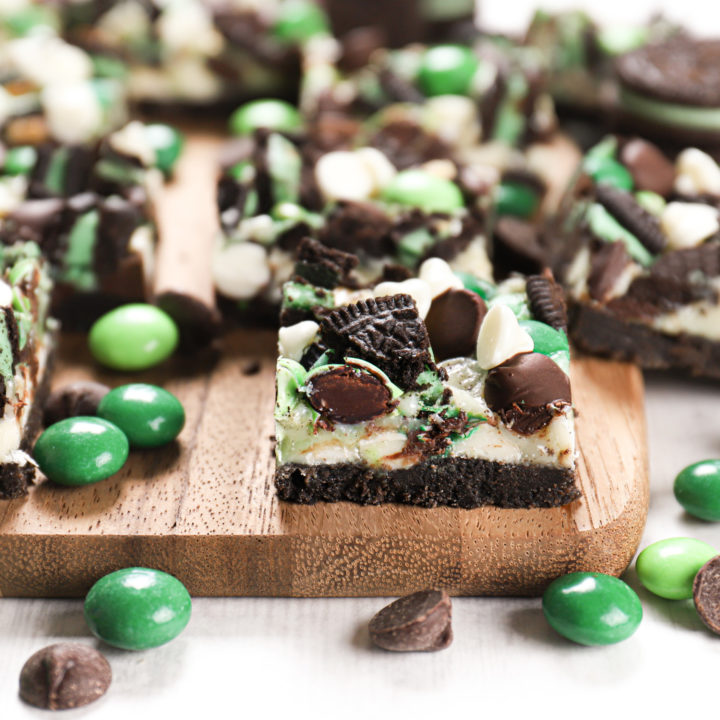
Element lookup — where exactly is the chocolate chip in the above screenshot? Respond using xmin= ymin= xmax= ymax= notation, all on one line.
xmin=588 ymin=242 xmax=631 ymax=303
xmin=294 ymin=237 xmax=359 ymax=288
xmin=305 ymin=364 xmax=397 ymax=424
xmin=492 ymin=217 xmax=547 ymax=279
xmin=369 ymin=589 xmax=453 ymax=652
xmin=320 ymin=294 xmax=433 ymax=390
xmin=425 ymin=289 xmax=487 ymax=361
xmin=595 ymin=184 xmax=666 ymax=254
xmin=19 ymin=643 xmax=112 ymax=711
xmin=694 ymin=555 xmax=720 ymax=635
xmin=484 ymin=352 xmax=571 ymax=435
xmin=526 ymin=271 xmax=568 ymax=330
xmin=44 ymin=381 xmax=111 ymax=427
xmin=620 ymin=138 xmax=676 ymax=197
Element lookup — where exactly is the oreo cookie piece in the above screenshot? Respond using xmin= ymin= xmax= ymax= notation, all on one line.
xmin=424 ymin=289 xmax=487 ymax=361
xmin=294 ymin=237 xmax=359 ymax=289
xmin=320 ymin=294 xmax=433 ymax=389
xmin=319 ymin=201 xmax=394 ymax=258
xmin=526 ymin=272 xmax=568 ymax=331
xmin=588 ymin=242 xmax=632 ymax=303
xmin=369 ymin=120 xmax=449 ymax=170
xmin=305 ymin=364 xmax=397 ymax=423
xmin=595 ymin=184 xmax=666 ymax=255
xmin=693 ymin=555 xmax=720 ymax=635
xmin=651 ymin=241 xmax=720 ymax=281
xmin=484 ymin=352 xmax=571 ymax=435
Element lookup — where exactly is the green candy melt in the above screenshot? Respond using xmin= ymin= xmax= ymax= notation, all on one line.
xmin=4 ymin=146 xmax=37 ymax=176
xmin=586 ymin=203 xmax=654 ymax=266
xmin=455 ymin=272 xmax=496 ymax=300
xmin=84 ymin=567 xmax=192 ymax=651
xmin=674 ymin=460 xmax=720 ymax=522
xmin=381 ymin=170 xmax=464 ymax=213
xmin=495 ymin=181 xmax=539 ymax=218
xmin=89 ymin=304 xmax=179 ymax=371
xmin=585 ymin=156 xmax=634 ymax=191
xmin=145 ymin=124 xmax=184 ymax=175
xmin=33 ymin=417 xmax=129 ymax=486
xmin=98 ymin=384 xmax=185 ymax=449
xmin=636 ymin=537 xmax=718 ymax=599
xmin=229 ymin=99 xmax=302 ymax=135
xmin=520 ymin=320 xmax=569 ymax=357
xmin=417 ymin=45 xmax=479 ymax=96
xmin=542 ymin=572 xmax=642 ymax=646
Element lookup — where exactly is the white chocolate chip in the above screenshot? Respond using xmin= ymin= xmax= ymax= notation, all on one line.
xmin=424 ymin=95 xmax=480 ymax=148
xmin=660 ymin=201 xmax=720 ymax=250
xmin=418 ymin=257 xmax=464 ymax=299
xmin=675 ymin=148 xmax=720 ymax=197
xmin=110 ymin=121 xmax=156 ymax=167
xmin=212 ymin=242 xmax=271 ymax=300
xmin=373 ymin=278 xmax=432 ymax=319
xmin=97 ymin=1 xmax=152 ymax=42
xmin=355 ymin=147 xmax=396 ymax=191
xmin=8 ymin=33 xmax=92 ymax=87
xmin=278 ymin=320 xmax=320 ymax=362
xmin=0 ymin=280 xmax=13 ymax=307
xmin=421 ymin=159 xmax=457 ymax=181
xmin=157 ymin=0 xmax=223 ymax=56
xmin=42 ymin=83 xmax=103 ymax=144
xmin=315 ymin=151 xmax=375 ymax=202
xmin=476 ymin=304 xmax=534 ymax=370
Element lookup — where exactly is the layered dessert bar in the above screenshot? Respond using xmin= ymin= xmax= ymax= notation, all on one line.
xmin=61 ymin=0 xmax=329 ymax=107
xmin=559 ymin=135 xmax=720 ymax=377
xmin=300 ymin=34 xmax=556 ymax=148
xmin=275 ymin=246 xmax=577 ymax=508
xmin=0 ymin=120 xmax=172 ymax=326
xmin=0 ymin=241 xmax=55 ymax=499
xmin=213 ymin=106 xmax=548 ymax=324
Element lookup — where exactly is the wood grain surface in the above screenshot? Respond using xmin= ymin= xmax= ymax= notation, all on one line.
xmin=0 ymin=132 xmax=648 ymax=598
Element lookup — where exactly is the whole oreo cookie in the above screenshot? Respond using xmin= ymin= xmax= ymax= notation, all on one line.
xmin=617 ymin=40 xmax=720 ymax=108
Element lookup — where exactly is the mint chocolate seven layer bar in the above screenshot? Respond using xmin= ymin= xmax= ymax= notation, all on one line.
xmin=274 ymin=247 xmax=577 ymax=508
xmin=559 ymin=136 xmax=720 ymax=378
xmin=0 ymin=242 xmax=54 ymax=499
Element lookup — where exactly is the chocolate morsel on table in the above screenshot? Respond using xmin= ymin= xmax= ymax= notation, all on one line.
xmin=693 ymin=555 xmax=720 ymax=635
xmin=43 ymin=381 xmax=111 ymax=427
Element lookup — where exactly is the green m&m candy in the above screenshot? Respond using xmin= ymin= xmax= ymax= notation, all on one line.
xmin=34 ymin=417 xmax=129 ymax=486
xmin=585 ymin=156 xmax=634 ymax=191
xmin=674 ymin=460 xmax=720 ymax=521
xmin=273 ymin=0 xmax=328 ymax=42
xmin=636 ymin=537 xmax=718 ymax=599
xmin=542 ymin=572 xmax=642 ymax=646
xmin=98 ymin=384 xmax=185 ymax=448
xmin=229 ymin=99 xmax=302 ymax=136
xmin=89 ymin=304 xmax=179 ymax=371
xmin=417 ymin=45 xmax=479 ymax=96
xmin=145 ymin=123 xmax=184 ymax=175
xmin=84 ymin=568 xmax=192 ymax=651
xmin=495 ymin=181 xmax=540 ymax=218
xmin=381 ymin=169 xmax=464 ymax=213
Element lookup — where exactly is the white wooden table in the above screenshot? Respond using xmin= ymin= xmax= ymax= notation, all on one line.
xmin=1 ymin=374 xmax=719 ymax=717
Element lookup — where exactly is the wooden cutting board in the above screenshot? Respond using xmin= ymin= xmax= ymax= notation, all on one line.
xmin=0 ymin=131 xmax=649 ymax=598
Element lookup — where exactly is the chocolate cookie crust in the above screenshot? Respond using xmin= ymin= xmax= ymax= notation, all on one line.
xmin=276 ymin=458 xmax=578 ymax=509
xmin=616 ymin=40 xmax=720 ymax=108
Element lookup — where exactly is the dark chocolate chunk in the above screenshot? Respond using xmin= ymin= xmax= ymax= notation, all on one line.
xmin=694 ymin=555 xmax=720 ymax=635
xmin=320 ymin=294 xmax=433 ymax=389
xmin=319 ymin=201 xmax=394 ymax=258
xmin=620 ymin=138 xmax=675 ymax=197
xmin=43 ymin=381 xmax=110 ymax=427
xmin=306 ymin=364 xmax=397 ymax=423
xmin=95 ymin=196 xmax=141 ymax=276
xmin=19 ymin=643 xmax=112 ymax=711
xmin=369 ymin=120 xmax=449 ymax=170
xmin=294 ymin=237 xmax=359 ymax=288
xmin=492 ymin=217 xmax=547 ymax=279
xmin=484 ymin=352 xmax=571 ymax=435
xmin=526 ymin=271 xmax=568 ymax=331
xmin=587 ymin=242 xmax=632 ymax=303
xmin=425 ymin=289 xmax=487 ymax=361
xmin=369 ymin=589 xmax=453 ymax=652
xmin=616 ymin=39 xmax=720 ymax=108
xmin=595 ymin=184 xmax=666 ymax=254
